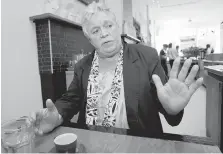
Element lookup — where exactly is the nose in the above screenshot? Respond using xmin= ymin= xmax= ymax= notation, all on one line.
xmin=100 ymin=28 xmax=109 ymax=38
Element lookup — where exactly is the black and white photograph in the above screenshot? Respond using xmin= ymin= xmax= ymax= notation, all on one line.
xmin=1 ymin=0 xmax=223 ymax=153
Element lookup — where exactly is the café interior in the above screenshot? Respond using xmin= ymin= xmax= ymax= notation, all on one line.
xmin=1 ymin=0 xmax=223 ymax=153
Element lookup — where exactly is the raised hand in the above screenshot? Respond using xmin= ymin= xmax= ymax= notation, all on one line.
xmin=152 ymin=57 xmax=203 ymax=115
xmin=29 ymin=99 xmax=63 ymax=135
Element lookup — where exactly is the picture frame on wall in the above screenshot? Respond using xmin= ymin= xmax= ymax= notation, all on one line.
xmin=78 ymin=0 xmax=99 ymax=5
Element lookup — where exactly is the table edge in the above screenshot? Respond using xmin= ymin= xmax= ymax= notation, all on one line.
xmin=61 ymin=122 xmax=219 ymax=147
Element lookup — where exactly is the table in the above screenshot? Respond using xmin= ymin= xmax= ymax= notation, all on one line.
xmin=31 ymin=123 xmax=221 ymax=153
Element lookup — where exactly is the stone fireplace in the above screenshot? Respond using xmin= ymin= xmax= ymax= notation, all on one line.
xmin=30 ymin=13 xmax=94 ymax=107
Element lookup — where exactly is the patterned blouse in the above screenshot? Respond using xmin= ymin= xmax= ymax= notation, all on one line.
xmin=96 ymin=70 xmax=129 ymax=129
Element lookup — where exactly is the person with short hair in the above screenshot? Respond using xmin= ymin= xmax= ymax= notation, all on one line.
xmin=176 ymin=45 xmax=179 ymax=52
xmin=167 ymin=43 xmax=179 ymax=68
xmin=206 ymin=44 xmax=214 ymax=55
xmin=29 ymin=2 xmax=203 ymax=136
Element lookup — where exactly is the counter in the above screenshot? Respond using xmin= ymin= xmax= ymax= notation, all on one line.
xmin=198 ymin=59 xmax=223 ymax=87
xmin=204 ymin=65 xmax=223 ymax=151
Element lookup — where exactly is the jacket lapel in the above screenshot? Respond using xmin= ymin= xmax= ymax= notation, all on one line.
xmin=80 ymin=44 xmax=140 ymax=129
xmin=123 ymin=44 xmax=140 ymax=128
xmin=81 ymin=51 xmax=94 ymax=101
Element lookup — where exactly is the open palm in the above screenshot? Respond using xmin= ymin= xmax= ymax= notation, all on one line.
xmin=152 ymin=57 xmax=203 ymax=115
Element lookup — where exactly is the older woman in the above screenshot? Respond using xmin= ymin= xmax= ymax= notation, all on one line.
xmin=30 ymin=2 xmax=203 ymax=136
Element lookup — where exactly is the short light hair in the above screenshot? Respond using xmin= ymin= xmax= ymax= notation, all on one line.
xmin=81 ymin=1 xmax=117 ymax=37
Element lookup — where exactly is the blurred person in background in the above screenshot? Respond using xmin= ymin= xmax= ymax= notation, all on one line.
xmin=205 ymin=44 xmax=214 ymax=55
xmin=176 ymin=45 xmax=179 ymax=53
xmin=176 ymin=45 xmax=184 ymax=57
xmin=167 ymin=43 xmax=179 ymax=68
xmin=159 ymin=44 xmax=168 ymax=76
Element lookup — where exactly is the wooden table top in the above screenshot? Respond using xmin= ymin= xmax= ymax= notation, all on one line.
xmin=204 ymin=66 xmax=223 ymax=78
xmin=31 ymin=123 xmax=221 ymax=153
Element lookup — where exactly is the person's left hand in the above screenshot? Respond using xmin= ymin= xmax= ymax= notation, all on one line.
xmin=152 ymin=57 xmax=203 ymax=115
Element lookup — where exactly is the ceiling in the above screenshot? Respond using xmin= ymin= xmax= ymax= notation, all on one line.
xmin=148 ymin=0 xmax=223 ymax=26
xmin=149 ymin=0 xmax=205 ymax=8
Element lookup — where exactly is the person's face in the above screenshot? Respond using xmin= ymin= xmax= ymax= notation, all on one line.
xmin=85 ymin=11 xmax=122 ymax=58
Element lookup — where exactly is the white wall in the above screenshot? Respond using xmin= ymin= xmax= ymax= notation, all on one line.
xmin=150 ymin=0 xmax=223 ymax=22
xmin=43 ymin=0 xmax=86 ymax=24
xmin=153 ymin=21 xmax=222 ymax=53
xmin=1 ymin=0 xmax=88 ymax=123
xmin=132 ymin=0 xmax=149 ymax=43
xmin=196 ymin=25 xmax=221 ymax=53
xmin=1 ymin=0 xmax=45 ymax=122
xmin=149 ymin=0 xmax=223 ymax=52
xmin=221 ymin=23 xmax=223 ymax=53
xmin=104 ymin=0 xmax=123 ymax=28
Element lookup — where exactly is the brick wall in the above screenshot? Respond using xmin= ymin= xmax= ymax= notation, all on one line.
xmin=35 ymin=19 xmax=94 ymax=73
xmin=50 ymin=20 xmax=93 ymax=72
xmin=34 ymin=18 xmax=94 ymax=106
xmin=36 ymin=20 xmax=51 ymax=73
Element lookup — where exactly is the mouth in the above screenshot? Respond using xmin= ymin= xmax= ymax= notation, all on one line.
xmin=102 ymin=40 xmax=113 ymax=45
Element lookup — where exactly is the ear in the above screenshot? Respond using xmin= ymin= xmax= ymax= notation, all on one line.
xmin=88 ymin=37 xmax=92 ymax=44
xmin=86 ymin=35 xmax=91 ymax=43
xmin=117 ymin=24 xmax=122 ymax=35
xmin=115 ymin=19 xmax=120 ymax=28
xmin=83 ymin=31 xmax=91 ymax=42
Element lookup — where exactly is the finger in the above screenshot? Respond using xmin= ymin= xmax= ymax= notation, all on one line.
xmin=152 ymin=74 xmax=164 ymax=91
xmin=185 ymin=65 xmax=199 ymax=86
xmin=46 ymin=99 xmax=56 ymax=112
xmin=31 ymin=109 xmax=47 ymax=135
xmin=34 ymin=127 xmax=43 ymax=136
xmin=26 ymin=117 xmax=33 ymax=127
xmin=189 ymin=77 xmax=203 ymax=96
xmin=169 ymin=57 xmax=181 ymax=79
xmin=30 ymin=112 xmax=37 ymax=122
xmin=39 ymin=121 xmax=54 ymax=134
xmin=178 ymin=59 xmax=192 ymax=81
xmin=34 ymin=128 xmax=39 ymax=133
xmin=37 ymin=109 xmax=45 ymax=121
xmin=37 ymin=129 xmax=43 ymax=135
xmin=30 ymin=110 xmax=44 ymax=128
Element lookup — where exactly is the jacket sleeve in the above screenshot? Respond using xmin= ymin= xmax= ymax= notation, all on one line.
xmin=55 ymin=64 xmax=82 ymax=123
xmin=150 ymin=49 xmax=184 ymax=126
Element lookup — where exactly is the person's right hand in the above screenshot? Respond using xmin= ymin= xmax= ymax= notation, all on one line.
xmin=29 ymin=99 xmax=63 ymax=135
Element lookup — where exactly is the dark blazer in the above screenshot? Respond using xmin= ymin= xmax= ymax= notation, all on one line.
xmin=55 ymin=42 xmax=184 ymax=136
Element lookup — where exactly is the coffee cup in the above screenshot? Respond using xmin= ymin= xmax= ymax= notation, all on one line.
xmin=54 ymin=133 xmax=77 ymax=153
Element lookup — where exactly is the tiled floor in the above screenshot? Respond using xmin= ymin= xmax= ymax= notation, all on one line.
xmin=160 ymin=86 xmax=207 ymax=137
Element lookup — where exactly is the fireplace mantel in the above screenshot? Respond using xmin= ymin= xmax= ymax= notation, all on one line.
xmin=30 ymin=13 xmax=82 ymax=30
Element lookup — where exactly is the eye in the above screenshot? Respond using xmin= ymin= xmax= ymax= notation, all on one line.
xmin=108 ymin=24 xmax=112 ymax=28
xmin=92 ymin=29 xmax=99 ymax=34
xmin=105 ymin=24 xmax=113 ymax=28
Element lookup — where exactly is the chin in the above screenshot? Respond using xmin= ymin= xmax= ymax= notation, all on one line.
xmin=98 ymin=43 xmax=121 ymax=58
xmin=106 ymin=43 xmax=118 ymax=51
